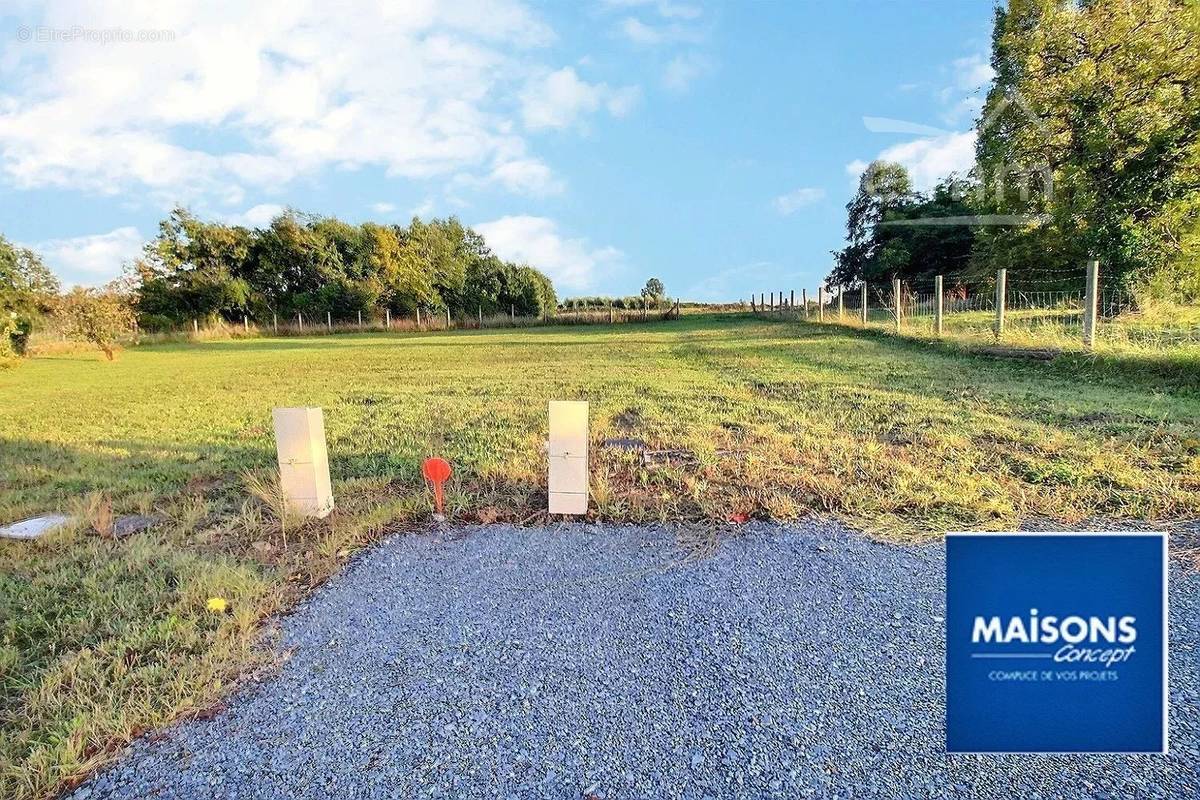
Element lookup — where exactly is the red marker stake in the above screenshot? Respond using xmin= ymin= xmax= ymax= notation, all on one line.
xmin=422 ymin=457 xmax=452 ymax=519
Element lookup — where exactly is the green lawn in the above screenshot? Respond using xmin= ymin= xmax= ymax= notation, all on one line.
xmin=2 ymin=313 xmax=1199 ymax=797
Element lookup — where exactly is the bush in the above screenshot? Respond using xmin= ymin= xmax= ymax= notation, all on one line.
xmin=56 ymin=286 xmax=136 ymax=361
xmin=1 ymin=311 xmax=19 ymax=367
xmin=137 ymin=313 xmax=176 ymax=333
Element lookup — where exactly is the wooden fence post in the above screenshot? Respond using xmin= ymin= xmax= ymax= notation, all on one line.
xmin=1083 ymin=259 xmax=1099 ymax=349
xmin=934 ymin=274 xmax=944 ymax=337
xmin=513 ymin=304 xmax=517 ymax=323
xmin=893 ymin=277 xmax=902 ymax=333
xmin=193 ymin=318 xmax=198 ymax=335
xmin=818 ymin=287 xmax=825 ymax=322
xmin=326 ymin=311 xmax=332 ymax=331
xmin=446 ymin=307 xmax=451 ymax=329
xmin=802 ymin=288 xmax=808 ymax=318
xmin=386 ymin=308 xmax=391 ymax=329
xmin=770 ymin=291 xmax=774 ymax=311
xmin=272 ymin=312 xmax=277 ymax=333
xmin=243 ymin=315 xmax=249 ymax=333
xmin=861 ymin=283 xmax=868 ymax=325
xmin=790 ymin=289 xmax=794 ymax=309
xmin=416 ymin=307 xmax=421 ymax=328
xmin=478 ymin=306 xmax=483 ymax=328
xmin=297 ymin=312 xmax=303 ymax=331
xmin=837 ymin=287 xmax=844 ymax=319
xmin=608 ymin=301 xmax=613 ymax=324
xmin=358 ymin=310 xmax=362 ymax=328
xmin=994 ymin=268 xmax=1007 ymax=340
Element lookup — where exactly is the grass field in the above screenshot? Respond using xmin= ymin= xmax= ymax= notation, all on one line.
xmin=3 ymin=313 xmax=1200 ymax=797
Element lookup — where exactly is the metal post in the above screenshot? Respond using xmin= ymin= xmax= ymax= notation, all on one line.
xmin=770 ymin=291 xmax=774 ymax=311
xmin=934 ymin=275 xmax=944 ymax=337
xmin=838 ymin=287 xmax=844 ymax=319
xmin=273 ymin=312 xmax=277 ymax=333
xmin=358 ymin=310 xmax=362 ymax=328
xmin=994 ymin=268 xmax=1007 ymax=340
xmin=790 ymin=289 xmax=794 ymax=309
xmin=478 ymin=306 xmax=483 ymax=328
xmin=1083 ymin=260 xmax=1099 ymax=349
xmin=512 ymin=304 xmax=516 ymax=322
xmin=893 ymin=277 xmax=902 ymax=333
xmin=297 ymin=312 xmax=303 ymax=331
xmin=861 ymin=283 xmax=868 ymax=325
xmin=446 ymin=307 xmax=451 ymax=329
xmin=243 ymin=315 xmax=249 ymax=333
xmin=608 ymin=301 xmax=613 ymax=324
xmin=193 ymin=318 xmax=198 ymax=334
xmin=818 ymin=287 xmax=825 ymax=322
xmin=326 ymin=311 xmax=332 ymax=331
xmin=386 ymin=308 xmax=391 ymax=328
xmin=416 ymin=307 xmax=421 ymax=328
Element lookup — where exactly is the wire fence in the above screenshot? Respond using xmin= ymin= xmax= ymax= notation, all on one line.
xmin=751 ymin=264 xmax=1200 ymax=352
xmin=31 ymin=300 xmax=684 ymax=351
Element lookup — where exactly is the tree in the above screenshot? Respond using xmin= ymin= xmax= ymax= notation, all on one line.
xmin=127 ymin=209 xmax=559 ymax=325
xmin=1 ymin=234 xmax=60 ymax=355
xmin=1 ymin=235 xmax=59 ymax=313
xmin=56 ymin=285 xmax=136 ymax=361
xmin=137 ymin=208 xmax=254 ymax=322
xmin=641 ymin=278 xmax=665 ymax=304
xmin=829 ymin=163 xmax=978 ymax=288
xmin=974 ymin=0 xmax=1200 ymax=299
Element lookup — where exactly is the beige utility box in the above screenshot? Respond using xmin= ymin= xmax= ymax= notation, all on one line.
xmin=548 ymin=400 xmax=588 ymax=515
xmin=272 ymin=407 xmax=334 ymax=518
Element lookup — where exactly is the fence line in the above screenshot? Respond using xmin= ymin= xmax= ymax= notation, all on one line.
xmin=752 ymin=262 xmax=1200 ymax=351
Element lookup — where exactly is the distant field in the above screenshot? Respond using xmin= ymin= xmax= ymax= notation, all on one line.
xmin=2 ymin=313 xmax=1200 ymax=798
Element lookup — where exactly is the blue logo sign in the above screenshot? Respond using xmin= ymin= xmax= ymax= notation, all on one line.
xmin=946 ymin=532 xmax=1167 ymax=753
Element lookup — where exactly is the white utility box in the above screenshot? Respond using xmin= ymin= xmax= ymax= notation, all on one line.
xmin=548 ymin=400 xmax=589 ymax=515
xmin=272 ymin=407 xmax=334 ymax=518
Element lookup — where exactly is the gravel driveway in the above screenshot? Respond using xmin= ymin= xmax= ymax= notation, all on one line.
xmin=76 ymin=522 xmax=1197 ymax=799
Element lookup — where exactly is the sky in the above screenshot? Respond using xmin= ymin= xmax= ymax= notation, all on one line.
xmin=0 ymin=0 xmax=997 ymax=300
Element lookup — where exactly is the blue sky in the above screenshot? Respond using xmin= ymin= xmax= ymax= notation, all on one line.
xmin=0 ymin=0 xmax=996 ymax=299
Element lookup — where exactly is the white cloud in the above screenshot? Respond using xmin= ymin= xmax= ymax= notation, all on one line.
xmin=602 ymin=0 xmax=702 ymax=20
xmin=951 ymin=54 xmax=995 ymax=91
xmin=371 ymin=202 xmax=398 ymax=214
xmin=31 ymin=227 xmax=144 ymax=287
xmin=0 ymin=1 xmax=589 ymax=206
xmin=474 ymin=215 xmax=623 ymax=291
xmin=662 ymin=53 xmax=711 ymax=92
xmin=454 ymin=156 xmax=565 ymax=197
xmin=685 ymin=261 xmax=795 ymax=303
xmin=224 ymin=203 xmax=285 ymax=227
xmin=773 ymin=187 xmax=825 ymax=215
xmin=620 ymin=17 xmax=666 ymax=45
xmin=411 ymin=198 xmax=437 ymax=218
xmin=876 ymin=130 xmax=976 ymax=190
xmin=519 ymin=67 xmax=640 ymax=130
xmin=845 ymin=159 xmax=869 ymax=179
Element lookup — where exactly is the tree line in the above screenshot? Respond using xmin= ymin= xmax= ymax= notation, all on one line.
xmin=136 ymin=209 xmax=558 ymax=330
xmin=831 ymin=0 xmax=1199 ymax=302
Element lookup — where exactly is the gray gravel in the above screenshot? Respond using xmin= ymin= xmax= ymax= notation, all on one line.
xmin=76 ymin=522 xmax=1197 ymax=799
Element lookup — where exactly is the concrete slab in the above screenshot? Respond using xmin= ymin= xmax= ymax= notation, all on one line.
xmin=0 ymin=514 xmax=72 ymax=540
